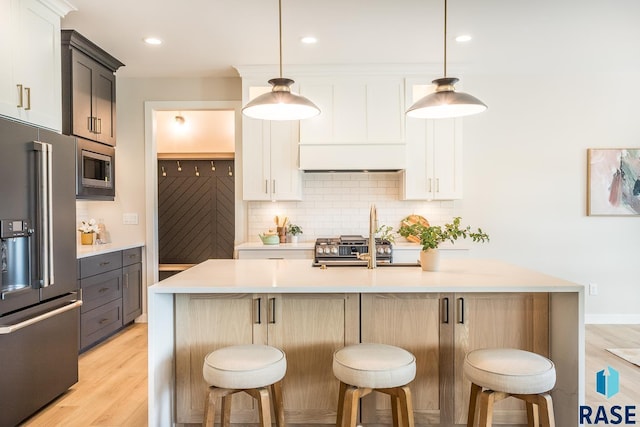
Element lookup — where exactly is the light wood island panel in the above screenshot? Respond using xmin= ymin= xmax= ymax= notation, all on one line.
xmin=176 ymin=293 xmax=359 ymax=424
xmin=148 ymin=259 xmax=584 ymax=427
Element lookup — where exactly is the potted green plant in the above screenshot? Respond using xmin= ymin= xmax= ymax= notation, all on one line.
xmin=287 ymin=224 xmax=303 ymax=243
xmin=375 ymin=225 xmax=396 ymax=243
xmin=398 ymin=217 xmax=489 ymax=271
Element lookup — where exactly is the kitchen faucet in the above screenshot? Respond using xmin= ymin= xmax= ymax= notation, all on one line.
xmin=356 ymin=204 xmax=377 ymax=269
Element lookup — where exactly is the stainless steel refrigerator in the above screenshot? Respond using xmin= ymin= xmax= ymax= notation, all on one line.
xmin=0 ymin=117 xmax=80 ymax=426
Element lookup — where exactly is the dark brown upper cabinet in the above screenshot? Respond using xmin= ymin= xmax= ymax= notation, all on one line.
xmin=61 ymin=30 xmax=124 ymax=146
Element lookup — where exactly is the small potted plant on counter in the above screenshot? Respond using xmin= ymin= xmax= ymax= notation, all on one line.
xmin=287 ymin=224 xmax=303 ymax=243
xmin=376 ymin=224 xmax=396 ymax=243
xmin=78 ymin=218 xmax=99 ymax=245
xmin=398 ymin=216 xmax=489 ymax=271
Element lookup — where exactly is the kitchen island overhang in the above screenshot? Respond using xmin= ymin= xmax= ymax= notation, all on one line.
xmin=148 ymin=258 xmax=584 ymax=426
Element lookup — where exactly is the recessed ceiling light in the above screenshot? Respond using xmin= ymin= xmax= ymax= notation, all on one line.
xmin=144 ymin=37 xmax=162 ymax=45
xmin=455 ymin=35 xmax=472 ymax=42
xmin=301 ymin=36 xmax=318 ymax=44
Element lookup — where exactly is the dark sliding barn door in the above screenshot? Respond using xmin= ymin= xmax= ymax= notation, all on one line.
xmin=158 ymin=159 xmax=235 ymax=268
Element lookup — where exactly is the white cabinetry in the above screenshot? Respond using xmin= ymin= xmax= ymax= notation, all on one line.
xmin=299 ymin=77 xmax=404 ymax=145
xmin=402 ymin=117 xmax=462 ymax=200
xmin=402 ymin=80 xmax=462 ymax=200
xmin=0 ymin=0 xmax=71 ymax=130
xmin=298 ymin=77 xmax=406 ymax=170
xmin=242 ymin=116 xmax=302 ymax=201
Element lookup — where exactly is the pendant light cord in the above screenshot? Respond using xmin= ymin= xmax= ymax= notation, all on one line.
xmin=443 ymin=0 xmax=447 ymax=77
xmin=278 ymin=0 xmax=283 ymax=78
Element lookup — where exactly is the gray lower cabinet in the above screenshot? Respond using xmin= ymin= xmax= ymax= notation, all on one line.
xmin=122 ymin=250 xmax=143 ymax=324
xmin=78 ymin=246 xmax=143 ymax=351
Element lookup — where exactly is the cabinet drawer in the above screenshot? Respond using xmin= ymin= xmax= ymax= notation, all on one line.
xmin=80 ymin=299 xmax=122 ymax=350
xmin=80 ymin=269 xmax=122 ymax=313
xmin=122 ymin=247 xmax=142 ymax=266
xmin=79 ymin=251 xmax=122 ymax=278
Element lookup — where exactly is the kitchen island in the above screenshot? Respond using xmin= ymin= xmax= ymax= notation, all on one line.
xmin=148 ymin=258 xmax=584 ymax=426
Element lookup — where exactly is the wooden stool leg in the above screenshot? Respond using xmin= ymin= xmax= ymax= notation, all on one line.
xmin=203 ymin=388 xmax=236 ymax=427
xmin=221 ymin=394 xmax=232 ymax=427
xmin=378 ymin=386 xmax=414 ymax=427
xmin=477 ymin=390 xmax=496 ymax=427
xmin=202 ymin=389 xmax=216 ymax=427
xmin=391 ymin=393 xmax=400 ymax=427
xmin=537 ymin=393 xmax=555 ymax=427
xmin=336 ymin=381 xmax=347 ymax=426
xmin=517 ymin=393 xmax=555 ymax=427
xmin=525 ymin=401 xmax=538 ymax=427
xmin=342 ymin=385 xmax=361 ymax=427
xmin=270 ymin=380 xmax=285 ymax=427
xmin=467 ymin=382 xmax=481 ymax=427
xmin=246 ymin=387 xmax=272 ymax=427
xmin=397 ymin=385 xmax=415 ymax=427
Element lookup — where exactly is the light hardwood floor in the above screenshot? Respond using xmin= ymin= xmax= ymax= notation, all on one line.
xmin=21 ymin=323 xmax=147 ymax=427
xmin=19 ymin=323 xmax=640 ymax=426
xmin=584 ymin=324 xmax=640 ymax=405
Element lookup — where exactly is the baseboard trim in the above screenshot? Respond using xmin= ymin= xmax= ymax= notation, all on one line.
xmin=135 ymin=313 xmax=148 ymax=323
xmin=585 ymin=314 xmax=640 ymax=324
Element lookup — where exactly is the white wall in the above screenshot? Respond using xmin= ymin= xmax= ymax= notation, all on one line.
xmin=81 ymin=71 xmax=640 ymax=324
xmin=463 ymin=71 xmax=640 ymax=323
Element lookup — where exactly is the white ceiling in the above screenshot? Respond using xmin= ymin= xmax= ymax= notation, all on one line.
xmin=61 ymin=0 xmax=640 ymax=79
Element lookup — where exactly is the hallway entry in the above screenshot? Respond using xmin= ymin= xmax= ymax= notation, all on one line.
xmin=158 ymin=159 xmax=235 ymax=279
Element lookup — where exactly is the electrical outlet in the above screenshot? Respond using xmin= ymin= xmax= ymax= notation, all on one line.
xmin=122 ymin=213 xmax=139 ymax=225
xmin=589 ymin=283 xmax=598 ymax=296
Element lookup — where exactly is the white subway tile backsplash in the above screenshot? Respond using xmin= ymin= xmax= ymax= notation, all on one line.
xmin=247 ymin=172 xmax=460 ymax=242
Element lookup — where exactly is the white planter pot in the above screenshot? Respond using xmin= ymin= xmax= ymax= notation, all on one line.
xmin=419 ymin=249 xmax=440 ymax=271
xmin=289 ymin=235 xmax=299 ymax=244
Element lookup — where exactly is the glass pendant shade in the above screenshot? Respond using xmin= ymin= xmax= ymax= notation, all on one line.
xmin=406 ymin=77 xmax=487 ymax=119
xmin=242 ymin=78 xmax=320 ymax=121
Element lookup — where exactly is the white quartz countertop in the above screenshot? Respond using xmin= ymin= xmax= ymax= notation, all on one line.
xmin=235 ymin=242 xmax=315 ymax=250
xmin=234 ymin=242 xmax=455 ymax=250
xmin=150 ymin=258 xmax=583 ymax=294
xmin=77 ymin=242 xmax=145 ymax=259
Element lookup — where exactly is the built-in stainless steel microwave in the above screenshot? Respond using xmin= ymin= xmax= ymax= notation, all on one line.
xmin=76 ymin=138 xmax=115 ymax=200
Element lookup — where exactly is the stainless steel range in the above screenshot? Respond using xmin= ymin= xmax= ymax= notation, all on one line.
xmin=314 ymin=235 xmax=392 ymax=266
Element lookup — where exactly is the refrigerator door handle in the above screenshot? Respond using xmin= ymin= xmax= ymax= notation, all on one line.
xmin=33 ymin=142 xmax=55 ymax=288
xmin=1 ymin=286 xmax=33 ymax=301
xmin=0 ymin=300 xmax=82 ymax=334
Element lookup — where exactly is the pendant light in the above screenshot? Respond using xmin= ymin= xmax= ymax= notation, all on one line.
xmin=406 ymin=0 xmax=487 ymax=119
xmin=242 ymin=0 xmax=320 ymax=121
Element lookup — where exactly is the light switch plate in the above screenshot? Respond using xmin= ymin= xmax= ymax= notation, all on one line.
xmin=123 ymin=213 xmax=139 ymax=225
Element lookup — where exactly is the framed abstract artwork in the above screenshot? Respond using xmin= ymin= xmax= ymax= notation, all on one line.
xmin=587 ymin=148 xmax=640 ymax=216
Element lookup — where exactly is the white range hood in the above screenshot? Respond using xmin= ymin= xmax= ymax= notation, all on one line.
xmin=299 ymin=143 xmax=406 ymax=171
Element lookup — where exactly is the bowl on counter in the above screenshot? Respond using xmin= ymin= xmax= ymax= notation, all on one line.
xmin=259 ymin=234 xmax=280 ymax=245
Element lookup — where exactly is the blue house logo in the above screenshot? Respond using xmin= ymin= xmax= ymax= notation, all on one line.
xmin=580 ymin=366 xmax=636 ymax=424
xmin=596 ymin=366 xmax=620 ymax=398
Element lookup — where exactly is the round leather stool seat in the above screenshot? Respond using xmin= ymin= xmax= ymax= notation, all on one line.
xmin=464 ymin=348 xmax=556 ymax=395
xmin=333 ymin=343 xmax=416 ymax=389
xmin=203 ymin=344 xmax=286 ymax=390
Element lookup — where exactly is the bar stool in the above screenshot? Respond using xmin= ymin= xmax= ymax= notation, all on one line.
xmin=333 ymin=343 xmax=416 ymax=427
xmin=464 ymin=348 xmax=556 ymax=427
xmin=202 ymin=344 xmax=286 ymax=427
